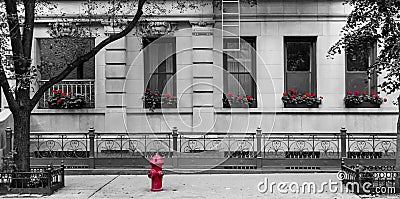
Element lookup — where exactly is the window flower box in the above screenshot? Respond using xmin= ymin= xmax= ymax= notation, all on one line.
xmin=344 ymin=91 xmax=387 ymax=108
xmin=281 ymin=88 xmax=323 ymax=108
xmin=142 ymin=88 xmax=177 ymax=111
xmin=223 ymin=93 xmax=256 ymax=108
xmin=47 ymin=90 xmax=85 ymax=109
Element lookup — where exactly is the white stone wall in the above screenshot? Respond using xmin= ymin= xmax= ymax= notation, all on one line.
xmin=7 ymin=0 xmax=396 ymax=134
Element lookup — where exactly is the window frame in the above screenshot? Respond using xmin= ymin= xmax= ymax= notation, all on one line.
xmin=284 ymin=36 xmax=317 ymax=102
xmin=222 ymin=36 xmax=257 ymax=108
xmin=143 ymin=37 xmax=177 ymax=109
xmin=345 ymin=44 xmax=378 ymax=95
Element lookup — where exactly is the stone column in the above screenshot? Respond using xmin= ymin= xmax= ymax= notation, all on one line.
xmin=191 ymin=21 xmax=215 ymax=133
xmin=104 ymin=26 xmax=127 ymax=133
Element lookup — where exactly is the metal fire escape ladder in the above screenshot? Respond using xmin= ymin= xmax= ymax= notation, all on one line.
xmin=222 ymin=0 xmax=240 ymax=52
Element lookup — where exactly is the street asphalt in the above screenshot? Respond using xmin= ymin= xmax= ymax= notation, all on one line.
xmin=0 ymin=173 xmax=364 ymax=199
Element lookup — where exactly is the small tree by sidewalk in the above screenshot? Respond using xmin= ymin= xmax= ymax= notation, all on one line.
xmin=328 ymin=1 xmax=400 ymax=170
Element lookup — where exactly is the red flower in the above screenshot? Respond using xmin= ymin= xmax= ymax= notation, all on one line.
xmin=227 ymin=93 xmax=233 ymax=97
xmin=165 ymin=94 xmax=170 ymax=98
xmin=52 ymin=90 xmax=57 ymax=94
xmin=354 ymin=91 xmax=360 ymax=96
xmin=146 ymin=88 xmax=151 ymax=92
xmin=320 ymin=96 xmax=323 ymax=99
xmin=61 ymin=92 xmax=66 ymax=97
xmin=247 ymin=95 xmax=252 ymax=100
xmin=306 ymin=92 xmax=311 ymax=97
xmin=57 ymin=99 xmax=62 ymax=103
xmin=290 ymin=95 xmax=297 ymax=99
xmin=376 ymin=95 xmax=380 ymax=99
xmin=311 ymin=93 xmax=316 ymax=97
xmin=370 ymin=91 xmax=375 ymax=96
xmin=302 ymin=95 xmax=306 ymax=99
xmin=238 ymin=95 xmax=243 ymax=100
xmin=283 ymin=92 xmax=288 ymax=97
xmin=58 ymin=89 xmax=62 ymax=93
xmin=347 ymin=91 xmax=352 ymax=95
xmin=155 ymin=94 xmax=159 ymax=97
xmin=68 ymin=91 xmax=72 ymax=95
xmin=384 ymin=98 xmax=388 ymax=102
xmin=169 ymin=95 xmax=174 ymax=99
xmin=362 ymin=91 xmax=367 ymax=96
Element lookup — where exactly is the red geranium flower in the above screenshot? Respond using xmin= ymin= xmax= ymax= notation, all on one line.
xmin=61 ymin=92 xmax=66 ymax=97
xmin=146 ymin=88 xmax=151 ymax=92
xmin=283 ymin=92 xmax=288 ymax=97
xmin=354 ymin=91 xmax=360 ymax=96
xmin=238 ymin=95 xmax=243 ymax=100
xmin=57 ymin=99 xmax=62 ymax=103
xmin=302 ymin=95 xmax=306 ymax=99
xmin=52 ymin=90 xmax=57 ymax=94
xmin=347 ymin=91 xmax=352 ymax=95
xmin=306 ymin=92 xmax=311 ymax=97
xmin=384 ymin=98 xmax=388 ymax=102
xmin=370 ymin=91 xmax=375 ymax=96
xmin=362 ymin=91 xmax=367 ymax=96
xmin=68 ymin=91 xmax=72 ymax=95
xmin=58 ymin=90 xmax=62 ymax=93
xmin=311 ymin=93 xmax=316 ymax=97
xmin=165 ymin=94 xmax=170 ymax=98
xmin=247 ymin=95 xmax=252 ymax=100
xmin=227 ymin=93 xmax=233 ymax=97
xmin=169 ymin=95 xmax=174 ymax=99
xmin=376 ymin=95 xmax=380 ymax=99
xmin=155 ymin=94 xmax=159 ymax=97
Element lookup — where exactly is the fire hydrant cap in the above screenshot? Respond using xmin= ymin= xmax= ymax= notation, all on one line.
xmin=149 ymin=154 xmax=164 ymax=167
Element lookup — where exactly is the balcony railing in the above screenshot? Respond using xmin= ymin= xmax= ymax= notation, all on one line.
xmin=38 ymin=79 xmax=95 ymax=109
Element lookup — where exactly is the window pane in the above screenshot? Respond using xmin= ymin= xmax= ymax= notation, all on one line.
xmin=39 ymin=38 xmax=94 ymax=80
xmin=286 ymin=42 xmax=311 ymax=71
xmin=144 ymin=37 xmax=176 ymax=96
xmin=286 ymin=73 xmax=310 ymax=94
xmin=346 ymin=73 xmax=369 ymax=93
xmin=346 ymin=52 xmax=368 ymax=71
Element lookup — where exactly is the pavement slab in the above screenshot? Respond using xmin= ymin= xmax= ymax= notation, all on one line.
xmin=0 ymin=173 xmax=361 ymax=199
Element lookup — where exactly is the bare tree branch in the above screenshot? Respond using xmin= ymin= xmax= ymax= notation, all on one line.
xmin=29 ymin=0 xmax=147 ymax=110
xmin=22 ymin=0 xmax=35 ymax=61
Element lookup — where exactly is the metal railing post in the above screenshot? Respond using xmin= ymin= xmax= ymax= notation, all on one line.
xmin=61 ymin=160 xmax=65 ymax=187
xmin=340 ymin=127 xmax=347 ymax=160
xmin=5 ymin=127 xmax=12 ymax=154
xmin=88 ymin=127 xmax=96 ymax=169
xmin=172 ymin=127 xmax=178 ymax=168
xmin=256 ymin=127 xmax=262 ymax=169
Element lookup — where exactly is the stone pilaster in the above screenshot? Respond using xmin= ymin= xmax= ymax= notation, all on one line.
xmin=191 ymin=21 xmax=215 ymax=133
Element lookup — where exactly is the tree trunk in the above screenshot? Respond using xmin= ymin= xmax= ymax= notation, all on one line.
xmin=13 ymin=109 xmax=31 ymax=172
xmin=396 ymin=95 xmax=400 ymax=171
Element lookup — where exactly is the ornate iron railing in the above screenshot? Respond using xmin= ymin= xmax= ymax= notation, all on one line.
xmin=38 ymin=79 xmax=95 ymax=108
xmin=178 ymin=132 xmax=256 ymax=158
xmin=347 ymin=133 xmax=396 ymax=159
xmin=262 ymin=133 xmax=340 ymax=159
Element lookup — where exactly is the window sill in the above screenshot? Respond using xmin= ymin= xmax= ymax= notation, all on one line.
xmin=32 ymin=108 xmax=105 ymax=114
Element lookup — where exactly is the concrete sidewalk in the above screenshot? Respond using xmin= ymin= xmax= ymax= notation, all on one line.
xmin=0 ymin=173 xmax=360 ymax=199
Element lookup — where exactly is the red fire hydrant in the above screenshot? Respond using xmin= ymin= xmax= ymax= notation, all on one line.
xmin=148 ymin=154 xmax=164 ymax=192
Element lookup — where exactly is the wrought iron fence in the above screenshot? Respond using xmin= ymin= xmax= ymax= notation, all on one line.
xmin=0 ymin=165 xmax=64 ymax=195
xmin=347 ymin=133 xmax=396 ymax=159
xmin=38 ymin=79 xmax=95 ymax=108
xmin=178 ymin=132 xmax=256 ymax=158
xmin=262 ymin=133 xmax=340 ymax=159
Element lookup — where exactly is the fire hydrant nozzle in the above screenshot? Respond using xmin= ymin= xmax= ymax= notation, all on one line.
xmin=148 ymin=154 xmax=164 ymax=192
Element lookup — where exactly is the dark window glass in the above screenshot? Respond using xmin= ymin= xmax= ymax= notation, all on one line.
xmin=223 ymin=37 xmax=257 ymax=108
xmin=345 ymin=46 xmax=377 ymax=94
xmin=286 ymin=42 xmax=311 ymax=71
xmin=38 ymin=38 xmax=95 ymax=80
xmin=284 ymin=37 xmax=317 ymax=97
xmin=143 ymin=37 xmax=176 ymax=108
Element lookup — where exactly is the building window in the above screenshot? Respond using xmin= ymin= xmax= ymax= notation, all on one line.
xmin=223 ymin=37 xmax=257 ymax=108
xmin=284 ymin=37 xmax=317 ymax=107
xmin=37 ymin=38 xmax=95 ymax=108
xmin=345 ymin=45 xmax=377 ymax=95
xmin=38 ymin=38 xmax=95 ymax=80
xmin=143 ymin=37 xmax=176 ymax=109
